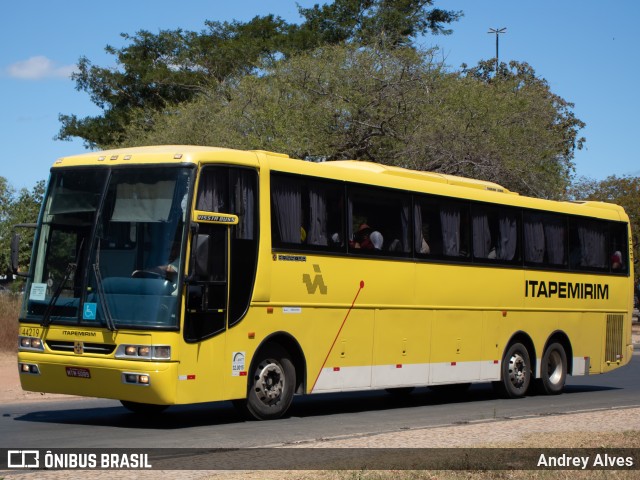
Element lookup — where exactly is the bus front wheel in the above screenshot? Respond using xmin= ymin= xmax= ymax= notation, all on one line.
xmin=495 ymin=342 xmax=531 ymax=399
xmin=243 ymin=344 xmax=295 ymax=420
xmin=539 ymin=342 xmax=567 ymax=395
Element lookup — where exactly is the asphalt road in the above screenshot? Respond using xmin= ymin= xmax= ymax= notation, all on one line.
xmin=2 ymin=351 xmax=639 ymax=449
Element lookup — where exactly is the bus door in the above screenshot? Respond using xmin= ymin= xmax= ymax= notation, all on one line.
xmin=184 ymin=213 xmax=238 ymax=342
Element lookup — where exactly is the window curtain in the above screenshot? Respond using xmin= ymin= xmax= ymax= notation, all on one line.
xmin=524 ymin=214 xmax=545 ymax=263
xmin=578 ymin=223 xmax=606 ymax=268
xmin=272 ymin=180 xmax=302 ymax=244
xmin=472 ymin=212 xmax=491 ymax=258
xmin=414 ymin=205 xmax=424 ymax=253
xmin=440 ymin=206 xmax=460 ymax=256
xmin=308 ymin=187 xmax=328 ymax=246
xmin=497 ymin=213 xmax=517 ymax=261
xmin=232 ymin=172 xmax=255 ymax=240
xmin=400 ymin=203 xmax=410 ymax=252
xmin=196 ymin=172 xmax=226 ymax=212
xmin=544 ymin=218 xmax=565 ymax=265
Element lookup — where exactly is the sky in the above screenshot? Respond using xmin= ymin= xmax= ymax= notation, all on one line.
xmin=2 ymin=0 xmax=639 ymax=192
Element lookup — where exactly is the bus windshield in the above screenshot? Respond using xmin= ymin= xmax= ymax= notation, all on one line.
xmin=21 ymin=166 xmax=192 ymax=330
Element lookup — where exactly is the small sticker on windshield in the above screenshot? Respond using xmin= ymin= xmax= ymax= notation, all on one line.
xmin=83 ymin=303 xmax=97 ymax=320
xmin=29 ymin=283 xmax=46 ymax=301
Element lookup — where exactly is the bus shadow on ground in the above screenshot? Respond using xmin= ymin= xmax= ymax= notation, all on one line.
xmin=12 ymin=382 xmax=619 ymax=430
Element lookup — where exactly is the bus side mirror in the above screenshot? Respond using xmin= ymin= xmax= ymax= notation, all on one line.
xmin=189 ymin=234 xmax=211 ymax=280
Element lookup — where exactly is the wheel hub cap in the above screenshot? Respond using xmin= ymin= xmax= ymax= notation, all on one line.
xmin=255 ymin=362 xmax=284 ymax=404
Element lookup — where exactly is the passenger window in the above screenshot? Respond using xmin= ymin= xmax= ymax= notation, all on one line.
xmin=271 ymin=173 xmax=344 ymax=251
xmin=523 ymin=212 xmax=567 ymax=267
xmin=348 ymin=186 xmax=410 ymax=255
xmin=415 ymin=197 xmax=469 ymax=259
xmin=471 ymin=204 xmax=520 ymax=262
xmin=609 ymin=223 xmax=628 ymax=274
xmin=569 ymin=219 xmax=608 ymax=271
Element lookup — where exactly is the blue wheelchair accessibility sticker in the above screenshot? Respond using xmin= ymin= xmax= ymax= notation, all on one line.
xmin=83 ymin=303 xmax=97 ymax=320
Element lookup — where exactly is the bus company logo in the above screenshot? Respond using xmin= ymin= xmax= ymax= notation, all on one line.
xmin=8 ymin=450 xmax=40 ymax=468
xmin=62 ymin=330 xmax=97 ymax=337
xmin=303 ymin=264 xmax=328 ymax=295
xmin=74 ymin=341 xmax=84 ymax=355
xmin=525 ymin=280 xmax=609 ymax=300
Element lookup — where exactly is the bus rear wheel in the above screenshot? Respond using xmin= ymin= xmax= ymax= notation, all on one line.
xmin=495 ymin=342 xmax=531 ymax=399
xmin=539 ymin=342 xmax=567 ymax=395
xmin=243 ymin=344 xmax=295 ymax=420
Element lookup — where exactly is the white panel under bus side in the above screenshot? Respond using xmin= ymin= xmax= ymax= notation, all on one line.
xmin=312 ymin=361 xmax=502 ymax=393
xmin=312 ymin=365 xmax=372 ymax=393
xmin=371 ymin=363 xmax=429 ymax=389
xmin=571 ymin=356 xmax=590 ymax=376
xmin=430 ymin=360 xmax=501 ymax=384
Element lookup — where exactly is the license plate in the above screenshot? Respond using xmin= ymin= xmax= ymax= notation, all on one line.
xmin=65 ymin=367 xmax=91 ymax=379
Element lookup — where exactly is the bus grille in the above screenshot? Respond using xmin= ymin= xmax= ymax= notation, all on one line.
xmin=605 ymin=314 xmax=624 ymax=363
xmin=46 ymin=341 xmax=116 ymax=355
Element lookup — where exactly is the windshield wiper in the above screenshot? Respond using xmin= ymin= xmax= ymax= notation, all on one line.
xmin=41 ymin=238 xmax=85 ymax=327
xmin=41 ymin=262 xmax=77 ymax=327
xmin=93 ymin=239 xmax=117 ymax=331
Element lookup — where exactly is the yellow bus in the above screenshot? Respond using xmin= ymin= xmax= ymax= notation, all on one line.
xmin=15 ymin=145 xmax=634 ymax=419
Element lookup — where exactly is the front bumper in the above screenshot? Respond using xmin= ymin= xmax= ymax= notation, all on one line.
xmin=17 ymin=352 xmax=178 ymax=405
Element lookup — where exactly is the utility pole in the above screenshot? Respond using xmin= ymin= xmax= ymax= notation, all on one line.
xmin=488 ymin=27 xmax=506 ymax=75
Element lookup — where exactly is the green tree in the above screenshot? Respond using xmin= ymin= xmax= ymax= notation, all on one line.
xmin=569 ymin=175 xmax=640 ymax=279
xmin=295 ymin=0 xmax=462 ymax=47
xmin=57 ymin=1 xmax=460 ymax=148
xmin=412 ymin=59 xmax=585 ymax=198
xmin=0 ymin=178 xmax=45 ymax=278
xmin=118 ymin=43 xmax=583 ymax=199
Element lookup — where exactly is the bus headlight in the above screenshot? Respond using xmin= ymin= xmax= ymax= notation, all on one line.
xmin=18 ymin=336 xmax=44 ymax=352
xmin=115 ymin=344 xmax=171 ymax=361
xmin=19 ymin=363 xmax=40 ymax=375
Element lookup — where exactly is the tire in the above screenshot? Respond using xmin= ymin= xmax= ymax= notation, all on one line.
xmin=243 ymin=344 xmax=295 ymax=420
xmin=539 ymin=342 xmax=567 ymax=395
xmin=120 ymin=400 xmax=168 ymax=415
xmin=496 ymin=342 xmax=531 ymax=399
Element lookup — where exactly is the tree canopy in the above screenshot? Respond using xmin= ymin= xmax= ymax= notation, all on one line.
xmin=115 ymin=43 xmax=582 ymax=199
xmin=57 ymin=0 xmax=461 ymax=149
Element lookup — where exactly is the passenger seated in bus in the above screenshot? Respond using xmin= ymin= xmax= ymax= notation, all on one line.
xmin=370 ymin=231 xmax=384 ymax=250
xmin=350 ymin=224 xmax=375 ymax=249
xmin=611 ymin=251 xmax=623 ymax=270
